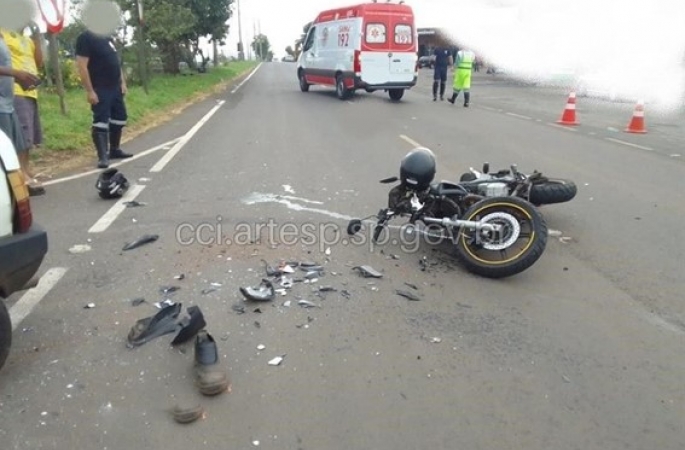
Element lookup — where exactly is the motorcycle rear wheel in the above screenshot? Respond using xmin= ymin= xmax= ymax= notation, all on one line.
xmin=454 ymin=196 xmax=547 ymax=278
xmin=528 ymin=178 xmax=577 ymax=205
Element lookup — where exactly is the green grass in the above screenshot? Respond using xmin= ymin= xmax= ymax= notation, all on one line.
xmin=38 ymin=61 xmax=257 ymax=153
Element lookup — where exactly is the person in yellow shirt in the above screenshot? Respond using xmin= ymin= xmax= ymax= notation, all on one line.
xmin=0 ymin=22 xmax=46 ymax=196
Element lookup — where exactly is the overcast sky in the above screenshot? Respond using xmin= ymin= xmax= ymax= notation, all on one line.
xmin=47 ymin=0 xmax=684 ymax=71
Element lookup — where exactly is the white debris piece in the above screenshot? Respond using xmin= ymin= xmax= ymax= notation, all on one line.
xmin=268 ymin=356 xmax=284 ymax=366
xmin=69 ymin=244 xmax=92 ymax=254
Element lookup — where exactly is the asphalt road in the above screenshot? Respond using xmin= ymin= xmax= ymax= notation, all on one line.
xmin=1 ymin=62 xmax=684 ymax=450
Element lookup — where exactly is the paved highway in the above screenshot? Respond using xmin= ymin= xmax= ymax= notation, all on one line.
xmin=1 ymin=62 xmax=683 ymax=450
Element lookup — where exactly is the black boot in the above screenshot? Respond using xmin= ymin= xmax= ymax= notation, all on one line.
xmin=432 ymin=81 xmax=438 ymax=101
xmin=109 ymin=126 xmax=132 ymax=159
xmin=439 ymin=81 xmax=446 ymax=100
xmin=464 ymin=91 xmax=470 ymax=107
xmin=92 ymin=128 xmax=109 ymax=168
xmin=448 ymin=92 xmax=458 ymax=104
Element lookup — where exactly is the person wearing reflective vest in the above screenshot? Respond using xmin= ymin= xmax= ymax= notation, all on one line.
xmin=448 ymin=49 xmax=476 ymax=107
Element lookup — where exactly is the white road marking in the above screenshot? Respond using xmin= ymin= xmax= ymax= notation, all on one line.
xmin=150 ymin=100 xmax=226 ymax=173
xmin=10 ymin=267 xmax=68 ymax=331
xmin=506 ymin=112 xmax=532 ymax=120
xmin=399 ymin=134 xmax=423 ymax=148
xmin=547 ymin=123 xmax=578 ymax=131
xmin=41 ymin=137 xmax=182 ymax=186
xmin=88 ymin=184 xmax=147 ymax=233
xmin=230 ymin=62 xmax=263 ymax=94
xmin=605 ymin=137 xmax=654 ymax=151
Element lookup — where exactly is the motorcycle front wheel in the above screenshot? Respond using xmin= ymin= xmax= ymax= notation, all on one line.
xmin=454 ymin=196 xmax=547 ymax=278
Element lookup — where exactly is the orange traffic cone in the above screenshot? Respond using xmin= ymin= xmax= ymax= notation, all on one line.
xmin=625 ymin=100 xmax=647 ymax=134
xmin=557 ymin=92 xmax=579 ymax=125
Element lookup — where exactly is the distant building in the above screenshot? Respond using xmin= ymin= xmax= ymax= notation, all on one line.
xmin=417 ymin=28 xmax=458 ymax=58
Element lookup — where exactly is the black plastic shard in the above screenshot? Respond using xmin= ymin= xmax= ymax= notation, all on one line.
xmin=127 ymin=303 xmax=182 ymax=348
xmin=395 ymin=290 xmax=421 ymax=301
xmin=123 ymin=234 xmax=159 ymax=251
xmin=352 ymin=265 xmax=383 ymax=278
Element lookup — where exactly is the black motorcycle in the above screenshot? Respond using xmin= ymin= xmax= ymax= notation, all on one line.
xmin=347 ymin=149 xmax=548 ymax=279
xmin=458 ymin=162 xmax=577 ymax=206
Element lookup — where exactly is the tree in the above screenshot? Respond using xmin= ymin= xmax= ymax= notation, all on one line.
xmin=285 ymin=45 xmax=295 ymax=58
xmin=251 ymin=34 xmax=271 ymax=61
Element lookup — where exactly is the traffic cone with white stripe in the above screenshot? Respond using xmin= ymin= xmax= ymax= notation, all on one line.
xmin=557 ymin=91 xmax=579 ymax=126
xmin=625 ymin=100 xmax=647 ymax=134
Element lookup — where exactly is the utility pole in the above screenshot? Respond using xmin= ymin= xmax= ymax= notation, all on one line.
xmin=253 ymin=21 xmax=257 ymax=60
xmin=236 ymin=0 xmax=244 ymax=60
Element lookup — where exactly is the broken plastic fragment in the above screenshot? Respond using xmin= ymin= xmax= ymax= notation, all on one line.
xmin=325 ymin=247 xmax=331 ymax=256
xmin=298 ymin=299 xmax=319 ymax=308
xmin=124 ymin=200 xmax=146 ymax=208
xmin=123 ymin=234 xmax=159 ymax=251
xmin=160 ymin=286 xmax=181 ymax=295
xmin=154 ymin=299 xmax=176 ymax=309
xmin=318 ymin=286 xmax=336 ymax=292
xmin=395 ymin=290 xmax=421 ymax=301
xmin=131 ymin=298 xmax=146 ymax=307
xmin=240 ymin=279 xmax=276 ymax=302
xmin=84 ymin=303 xmax=96 ymax=309
xmin=231 ymin=303 xmax=246 ymax=314
xmin=257 ymin=344 xmax=266 ymax=351
xmin=174 ymin=274 xmax=185 ymax=280
xmin=431 ymin=337 xmax=442 ymax=343
xmin=268 ymin=356 xmax=285 ymax=366
xmin=352 ymin=265 xmax=383 ymax=278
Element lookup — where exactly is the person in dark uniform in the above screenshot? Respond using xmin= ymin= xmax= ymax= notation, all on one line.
xmin=75 ymin=29 xmax=132 ymax=169
xmin=432 ymin=46 xmax=453 ymax=101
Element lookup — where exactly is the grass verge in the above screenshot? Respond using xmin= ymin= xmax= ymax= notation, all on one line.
xmin=32 ymin=60 xmax=258 ymax=178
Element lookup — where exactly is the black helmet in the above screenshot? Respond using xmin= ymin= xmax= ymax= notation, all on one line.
xmin=399 ymin=147 xmax=436 ymax=191
xmin=96 ymin=168 xmax=129 ymax=199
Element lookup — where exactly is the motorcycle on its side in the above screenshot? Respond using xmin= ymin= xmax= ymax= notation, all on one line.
xmin=347 ymin=148 xmax=549 ymax=279
xmin=458 ymin=162 xmax=577 ymax=206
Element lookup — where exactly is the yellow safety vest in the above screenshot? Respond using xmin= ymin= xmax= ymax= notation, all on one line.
xmin=0 ymin=29 xmax=39 ymax=99
xmin=457 ymin=51 xmax=474 ymax=70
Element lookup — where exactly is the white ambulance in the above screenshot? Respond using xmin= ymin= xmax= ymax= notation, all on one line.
xmin=297 ymin=1 xmax=418 ymax=101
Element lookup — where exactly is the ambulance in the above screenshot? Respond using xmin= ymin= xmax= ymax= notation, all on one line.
xmin=297 ymin=1 xmax=418 ymax=101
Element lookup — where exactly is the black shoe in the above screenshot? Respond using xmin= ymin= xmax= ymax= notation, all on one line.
xmin=464 ymin=103 xmax=469 ymax=107
xmin=448 ymin=98 xmax=455 ymax=104
xmin=110 ymin=148 xmax=133 ymax=159
xmin=194 ymin=331 xmax=230 ymax=396
xmin=433 ymin=97 xmax=437 ymax=101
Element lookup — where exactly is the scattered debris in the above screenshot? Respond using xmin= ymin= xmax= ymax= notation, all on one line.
xmin=268 ymin=355 xmax=285 ymax=366
xmin=430 ymin=337 xmax=442 ymax=343
xmin=170 ymin=404 xmax=205 ymax=424
xmin=253 ymin=308 xmax=262 ymax=314
xmin=231 ymin=303 xmax=246 ymax=314
xmin=174 ymin=274 xmax=186 ymax=280
xmin=298 ymin=300 xmax=319 ymax=308
xmin=201 ymin=288 xmax=217 ymax=295
xmin=352 ymin=265 xmax=383 ymax=278
xmin=154 ymin=299 xmax=176 ymax=309
xmin=84 ymin=303 xmax=96 ymax=309
xmin=127 ymin=303 xmax=182 ymax=348
xmin=257 ymin=344 xmax=266 ymax=351
xmin=282 ymin=184 xmax=295 ymax=193
xmin=123 ymin=234 xmax=159 ymax=251
xmin=283 ymin=300 xmax=292 ymax=307
xmin=160 ymin=286 xmax=181 ymax=295
xmin=395 ymin=290 xmax=421 ymax=301
xmin=318 ymin=286 xmax=336 ymax=292
xmin=548 ymin=230 xmax=563 ymax=237
xmin=69 ymin=244 xmax=92 ymax=254
xmin=340 ymin=289 xmax=351 ymax=299
xmin=124 ymin=200 xmax=146 ymax=208
xmin=404 ymin=282 xmax=418 ymax=290
xmin=239 ymin=279 xmax=276 ymax=302
xmin=131 ymin=298 xmax=146 ymax=307
xmin=325 ymin=247 xmax=331 ymax=256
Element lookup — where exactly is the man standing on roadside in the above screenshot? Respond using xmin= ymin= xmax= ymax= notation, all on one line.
xmin=1 ymin=22 xmax=46 ymax=195
xmin=0 ymin=31 xmax=42 ymax=193
xmin=75 ymin=28 xmax=132 ymax=169
xmin=432 ymin=46 xmax=453 ymax=101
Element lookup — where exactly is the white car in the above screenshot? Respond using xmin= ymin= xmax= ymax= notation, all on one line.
xmin=0 ymin=129 xmax=48 ymax=370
